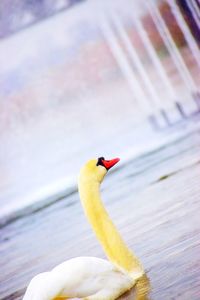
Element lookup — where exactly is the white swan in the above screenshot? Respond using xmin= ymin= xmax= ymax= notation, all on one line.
xmin=23 ymin=157 xmax=144 ymax=300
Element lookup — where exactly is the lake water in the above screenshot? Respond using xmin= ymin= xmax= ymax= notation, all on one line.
xmin=1 ymin=128 xmax=200 ymax=299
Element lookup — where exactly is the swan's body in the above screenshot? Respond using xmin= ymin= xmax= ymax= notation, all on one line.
xmin=23 ymin=257 xmax=134 ymax=300
xmin=23 ymin=157 xmax=144 ymax=300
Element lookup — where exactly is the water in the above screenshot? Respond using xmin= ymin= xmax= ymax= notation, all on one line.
xmin=1 ymin=130 xmax=200 ymax=299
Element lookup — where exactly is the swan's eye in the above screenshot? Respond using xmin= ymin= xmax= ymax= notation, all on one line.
xmin=97 ymin=157 xmax=105 ymax=167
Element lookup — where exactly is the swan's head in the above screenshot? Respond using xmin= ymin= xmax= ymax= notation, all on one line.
xmin=79 ymin=157 xmax=120 ymax=183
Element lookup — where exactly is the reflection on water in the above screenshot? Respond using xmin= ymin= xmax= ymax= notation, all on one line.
xmin=118 ymin=275 xmax=151 ymax=300
xmin=134 ymin=275 xmax=151 ymax=300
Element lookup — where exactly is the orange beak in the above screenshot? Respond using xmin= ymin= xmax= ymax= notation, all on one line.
xmin=102 ymin=158 xmax=120 ymax=170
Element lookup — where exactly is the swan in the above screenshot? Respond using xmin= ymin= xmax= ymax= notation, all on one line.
xmin=23 ymin=157 xmax=145 ymax=300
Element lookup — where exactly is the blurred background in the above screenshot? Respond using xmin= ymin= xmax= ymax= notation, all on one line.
xmin=0 ymin=0 xmax=200 ymax=227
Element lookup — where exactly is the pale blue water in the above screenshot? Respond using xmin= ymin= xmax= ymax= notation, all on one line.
xmin=0 ymin=129 xmax=200 ymax=299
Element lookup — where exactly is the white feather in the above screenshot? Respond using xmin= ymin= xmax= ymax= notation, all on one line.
xmin=23 ymin=257 xmax=135 ymax=300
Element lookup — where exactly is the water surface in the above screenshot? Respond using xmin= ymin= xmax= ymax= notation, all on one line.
xmin=1 ymin=130 xmax=200 ymax=299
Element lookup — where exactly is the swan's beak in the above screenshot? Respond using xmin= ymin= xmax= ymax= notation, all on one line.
xmin=102 ymin=158 xmax=120 ymax=170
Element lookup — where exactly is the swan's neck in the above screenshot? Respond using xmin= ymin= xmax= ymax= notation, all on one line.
xmin=79 ymin=179 xmax=143 ymax=275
